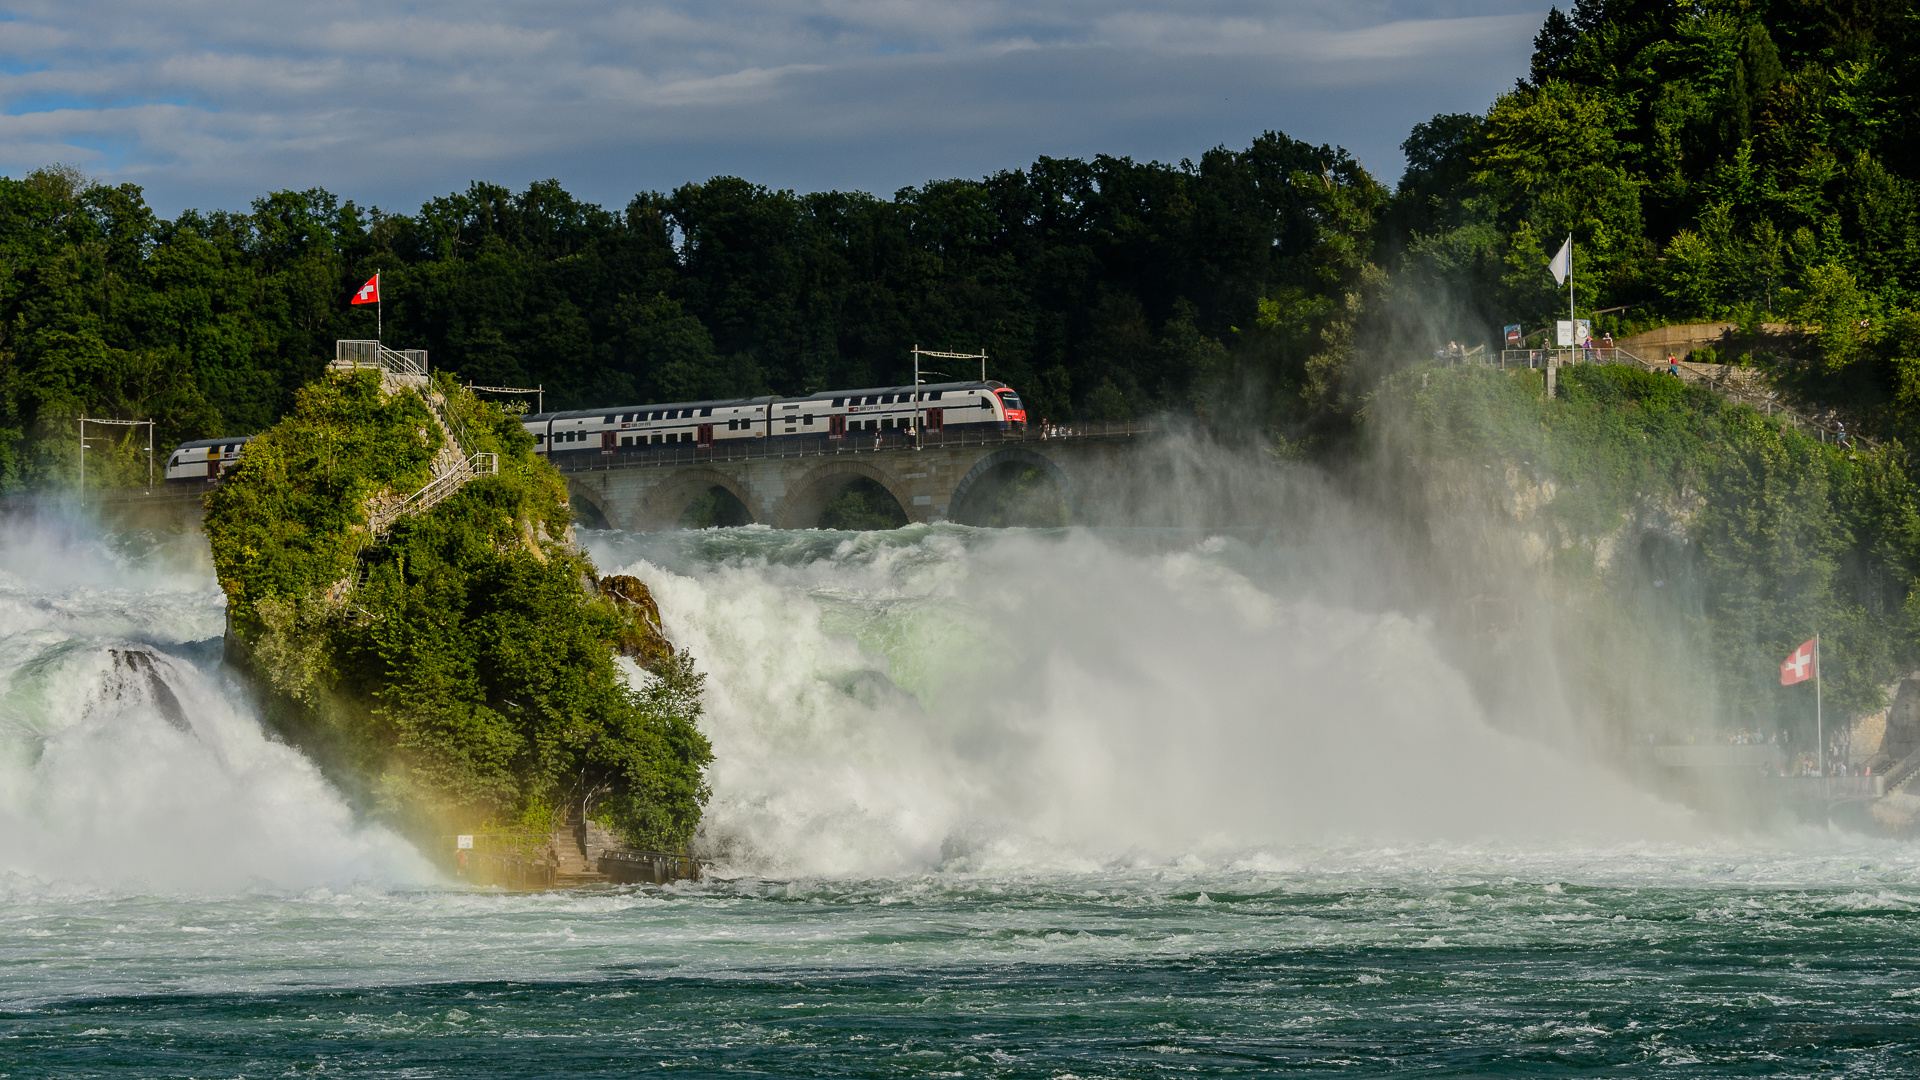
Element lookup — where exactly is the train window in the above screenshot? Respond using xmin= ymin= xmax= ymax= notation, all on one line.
xmin=700 ymin=407 xmax=712 ymax=417
xmin=803 ymin=415 xmax=813 ymax=425
xmin=535 ymin=434 xmax=545 ymax=444
xmin=603 ymin=415 xmax=614 ymax=424
xmin=832 ymin=398 xmax=844 ymax=407
xmin=728 ymin=419 xmax=738 ymax=431
xmin=931 ymin=391 xmax=943 ymax=400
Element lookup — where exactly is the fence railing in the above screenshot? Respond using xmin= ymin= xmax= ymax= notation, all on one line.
xmin=547 ymin=420 xmax=1155 ymax=474
xmin=1482 ymin=347 xmax=1866 ymax=450
xmin=369 ymin=452 xmax=497 ymax=536
xmin=333 ymin=340 xmax=428 ymax=376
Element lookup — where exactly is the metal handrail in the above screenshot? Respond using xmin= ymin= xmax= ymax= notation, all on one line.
xmin=1483 ymin=347 xmax=1868 ymax=450
xmin=369 ymin=452 xmax=498 ymax=536
xmin=547 ymin=420 xmax=1154 ymax=475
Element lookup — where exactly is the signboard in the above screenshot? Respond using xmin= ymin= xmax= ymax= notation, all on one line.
xmin=1504 ymin=324 xmax=1522 ymax=346
xmin=1576 ymin=319 xmax=1593 ymax=346
xmin=456 ymin=834 xmax=473 ymax=850
xmin=1555 ymin=320 xmax=1574 ymax=347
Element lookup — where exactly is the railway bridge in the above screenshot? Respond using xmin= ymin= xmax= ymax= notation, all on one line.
xmin=552 ymin=423 xmax=1153 ymax=531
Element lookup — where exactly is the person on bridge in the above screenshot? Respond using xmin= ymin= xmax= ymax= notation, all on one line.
xmin=1667 ymin=353 xmax=1679 ymax=376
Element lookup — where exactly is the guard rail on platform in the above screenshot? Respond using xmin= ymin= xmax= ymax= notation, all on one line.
xmin=1484 ymin=347 xmax=1864 ymax=449
xmin=547 ymin=420 xmax=1155 ymax=474
xmin=331 ymin=340 xmax=429 ymax=377
xmin=597 ymin=849 xmax=700 ymax=884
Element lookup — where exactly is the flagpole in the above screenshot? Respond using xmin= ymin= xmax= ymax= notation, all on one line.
xmin=1568 ymin=238 xmax=1575 ymax=363
xmin=377 ymin=271 xmax=382 ymax=342
xmin=1815 ymin=632 xmax=1824 ymax=776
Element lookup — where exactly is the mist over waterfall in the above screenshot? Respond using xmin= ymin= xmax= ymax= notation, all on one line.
xmin=0 ymin=518 xmax=428 ymax=893
xmin=590 ymin=519 xmax=1695 ymax=879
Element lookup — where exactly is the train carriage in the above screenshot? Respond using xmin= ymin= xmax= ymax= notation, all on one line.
xmin=524 ymin=396 xmax=778 ymax=456
xmin=775 ymin=380 xmax=1022 ymax=442
xmin=163 ymin=436 xmax=253 ymax=482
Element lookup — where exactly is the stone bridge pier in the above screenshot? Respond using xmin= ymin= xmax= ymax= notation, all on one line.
xmin=558 ymin=434 xmax=1150 ymax=531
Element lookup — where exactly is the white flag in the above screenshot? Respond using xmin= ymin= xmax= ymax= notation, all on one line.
xmin=1548 ymin=236 xmax=1572 ymax=285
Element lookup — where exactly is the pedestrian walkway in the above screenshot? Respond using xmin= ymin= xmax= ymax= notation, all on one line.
xmin=1489 ymin=345 xmax=1864 ymax=450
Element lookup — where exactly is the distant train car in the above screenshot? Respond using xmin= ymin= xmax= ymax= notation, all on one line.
xmin=164 ymin=436 xmax=253 ymax=481
xmin=523 ymin=396 xmax=778 ymax=456
xmin=780 ymin=381 xmax=1020 ymax=439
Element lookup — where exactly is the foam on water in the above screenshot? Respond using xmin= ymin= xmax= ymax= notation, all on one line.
xmin=0 ymin=517 xmax=430 ymax=894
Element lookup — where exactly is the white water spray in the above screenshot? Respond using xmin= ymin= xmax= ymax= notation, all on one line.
xmin=592 ymin=523 xmax=1695 ymax=878
xmin=0 ymin=517 xmax=429 ymax=893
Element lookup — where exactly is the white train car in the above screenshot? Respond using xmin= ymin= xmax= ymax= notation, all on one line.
xmin=164 ymin=436 xmax=253 ymax=481
xmin=524 ymin=396 xmax=778 ymax=456
xmin=780 ymin=380 xmax=1023 ymax=440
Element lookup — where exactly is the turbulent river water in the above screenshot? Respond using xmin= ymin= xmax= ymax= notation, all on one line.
xmin=6 ymin=517 xmax=1920 ymax=1077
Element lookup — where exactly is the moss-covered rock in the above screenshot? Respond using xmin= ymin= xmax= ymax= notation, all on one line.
xmin=205 ymin=368 xmax=711 ymax=851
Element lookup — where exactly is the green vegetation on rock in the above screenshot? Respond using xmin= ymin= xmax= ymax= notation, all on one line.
xmin=205 ymin=369 xmax=711 ymax=850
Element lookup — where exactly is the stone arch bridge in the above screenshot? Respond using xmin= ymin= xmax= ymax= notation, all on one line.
xmin=555 ymin=425 xmax=1152 ymax=531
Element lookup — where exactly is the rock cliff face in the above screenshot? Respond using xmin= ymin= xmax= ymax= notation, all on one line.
xmin=1873 ymin=677 xmax=1920 ymax=768
xmin=597 ymin=575 xmax=675 ymax=671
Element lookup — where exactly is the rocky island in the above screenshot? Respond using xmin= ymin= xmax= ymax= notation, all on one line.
xmin=203 ymin=350 xmax=711 ymax=873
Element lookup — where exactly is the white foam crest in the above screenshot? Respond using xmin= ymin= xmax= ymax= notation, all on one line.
xmin=0 ymin=517 xmax=432 ymax=894
xmin=591 ymin=526 xmax=1698 ymax=879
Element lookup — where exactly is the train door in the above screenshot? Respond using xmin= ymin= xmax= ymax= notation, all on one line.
xmin=601 ymin=431 xmax=615 ymax=454
xmin=925 ymin=409 xmax=943 ymax=434
xmin=696 ymin=424 xmax=714 ymax=447
xmin=829 ymin=414 xmax=846 ymax=439
xmin=206 ymin=449 xmax=219 ymax=480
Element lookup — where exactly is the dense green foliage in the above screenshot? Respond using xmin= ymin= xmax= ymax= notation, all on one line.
xmin=206 ymin=372 xmax=711 ymax=848
xmin=1393 ymin=0 xmax=1920 ymax=433
xmin=0 ymin=132 xmax=1382 ymax=490
xmin=1390 ymin=362 xmax=1920 ymax=727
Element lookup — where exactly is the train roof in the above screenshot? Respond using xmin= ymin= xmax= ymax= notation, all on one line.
xmin=523 ymin=396 xmax=778 ymax=423
xmin=787 ymin=380 xmax=1005 ymax=402
xmin=519 ymin=381 xmax=1015 ymax=421
xmin=171 ymin=435 xmax=255 ymax=450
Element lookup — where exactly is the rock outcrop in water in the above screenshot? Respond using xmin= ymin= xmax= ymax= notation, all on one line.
xmin=203 ymin=367 xmax=711 ymax=852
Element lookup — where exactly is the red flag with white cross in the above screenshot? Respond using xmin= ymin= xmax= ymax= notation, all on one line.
xmin=350 ymin=274 xmax=379 ymax=305
xmin=1780 ymin=638 xmax=1817 ymax=685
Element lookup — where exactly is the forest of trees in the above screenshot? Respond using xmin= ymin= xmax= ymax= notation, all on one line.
xmin=1 ymin=0 xmax=1916 ymax=492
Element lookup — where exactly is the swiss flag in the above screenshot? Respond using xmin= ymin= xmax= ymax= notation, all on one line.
xmin=350 ymin=274 xmax=380 ymax=305
xmin=1780 ymin=638 xmax=1817 ymax=685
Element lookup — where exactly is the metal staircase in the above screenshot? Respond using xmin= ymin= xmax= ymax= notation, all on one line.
xmin=327 ymin=341 xmax=500 ymax=598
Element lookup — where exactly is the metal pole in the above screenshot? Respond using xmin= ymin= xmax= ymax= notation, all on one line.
xmin=913 ymin=345 xmax=921 ymax=450
xmin=147 ymin=420 xmax=153 ymax=491
xmin=377 ymin=270 xmax=382 ymax=342
xmin=1815 ymin=632 xmax=1824 ymax=776
xmin=78 ymin=417 xmax=84 ymax=508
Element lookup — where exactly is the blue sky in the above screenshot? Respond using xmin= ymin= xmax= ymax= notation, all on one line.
xmin=0 ymin=1 xmax=1550 ymax=216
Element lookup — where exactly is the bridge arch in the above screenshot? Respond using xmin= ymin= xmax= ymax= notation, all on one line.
xmin=947 ymin=447 xmax=1076 ymax=526
xmin=565 ymin=480 xmax=615 ymax=531
xmin=773 ymin=460 xmax=915 ymax=529
xmin=641 ymin=468 xmax=759 ymax=530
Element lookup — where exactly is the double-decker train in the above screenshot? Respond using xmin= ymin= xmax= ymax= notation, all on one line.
xmin=162 ymin=382 xmax=1025 ymax=480
xmin=521 ymin=380 xmax=1025 ymax=457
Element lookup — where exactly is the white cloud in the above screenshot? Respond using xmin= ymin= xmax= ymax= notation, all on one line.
xmin=0 ymin=0 xmax=1548 ymax=213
